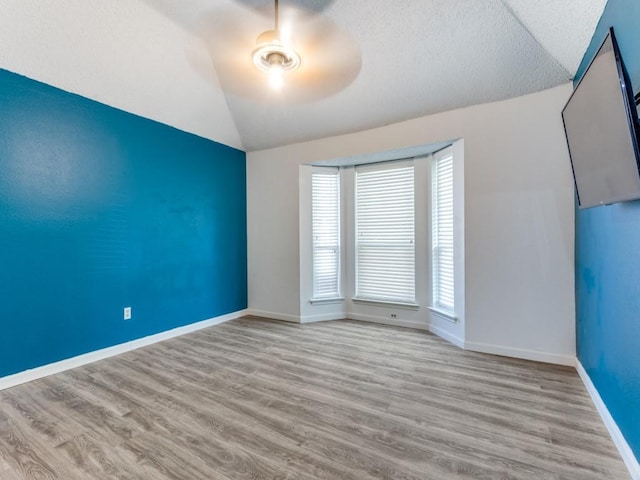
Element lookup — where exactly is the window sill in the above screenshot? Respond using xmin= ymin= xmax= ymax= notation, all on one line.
xmin=428 ymin=307 xmax=458 ymax=323
xmin=309 ymin=297 xmax=345 ymax=305
xmin=352 ymin=297 xmax=419 ymax=310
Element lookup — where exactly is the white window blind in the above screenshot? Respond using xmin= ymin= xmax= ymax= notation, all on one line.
xmin=355 ymin=162 xmax=415 ymax=304
xmin=312 ymin=169 xmax=341 ymax=299
xmin=432 ymin=150 xmax=455 ymax=312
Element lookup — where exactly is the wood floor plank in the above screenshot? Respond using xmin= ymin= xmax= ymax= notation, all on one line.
xmin=0 ymin=388 xmax=87 ymax=449
xmin=0 ymin=317 xmax=630 ymax=479
xmin=55 ymin=432 xmax=162 ymax=480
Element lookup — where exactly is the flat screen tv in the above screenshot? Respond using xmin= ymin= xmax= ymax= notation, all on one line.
xmin=562 ymin=27 xmax=640 ymax=209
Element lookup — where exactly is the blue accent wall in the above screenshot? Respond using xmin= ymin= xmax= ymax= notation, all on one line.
xmin=575 ymin=0 xmax=640 ymax=460
xmin=0 ymin=69 xmax=247 ymax=378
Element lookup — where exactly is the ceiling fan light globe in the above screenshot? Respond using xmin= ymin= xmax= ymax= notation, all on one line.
xmin=269 ymin=65 xmax=284 ymax=89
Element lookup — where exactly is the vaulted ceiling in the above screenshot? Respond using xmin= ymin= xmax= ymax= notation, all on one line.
xmin=0 ymin=0 xmax=606 ymax=151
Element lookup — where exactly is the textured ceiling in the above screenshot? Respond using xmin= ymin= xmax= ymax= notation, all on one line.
xmin=500 ymin=0 xmax=608 ymax=74
xmin=0 ymin=0 xmax=606 ymax=152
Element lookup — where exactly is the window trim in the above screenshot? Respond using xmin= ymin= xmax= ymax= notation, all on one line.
xmin=309 ymin=297 xmax=345 ymax=305
xmin=428 ymin=306 xmax=458 ymax=323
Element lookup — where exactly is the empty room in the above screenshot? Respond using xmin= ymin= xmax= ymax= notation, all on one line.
xmin=1 ymin=0 xmax=639 ymax=478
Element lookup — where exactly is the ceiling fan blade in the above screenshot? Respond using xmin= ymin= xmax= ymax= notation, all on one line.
xmin=284 ymin=14 xmax=362 ymax=101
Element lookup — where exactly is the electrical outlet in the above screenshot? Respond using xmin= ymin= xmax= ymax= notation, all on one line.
xmin=390 ymin=313 xmax=398 ymax=319
xmin=124 ymin=307 xmax=132 ymax=320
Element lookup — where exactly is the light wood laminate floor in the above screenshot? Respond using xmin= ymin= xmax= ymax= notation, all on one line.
xmin=0 ymin=317 xmax=630 ymax=479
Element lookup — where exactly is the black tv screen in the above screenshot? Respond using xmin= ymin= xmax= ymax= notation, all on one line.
xmin=562 ymin=27 xmax=640 ymax=209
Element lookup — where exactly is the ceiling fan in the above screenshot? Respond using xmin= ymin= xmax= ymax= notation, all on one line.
xmin=195 ymin=0 xmax=362 ymax=103
xmin=251 ymin=0 xmax=301 ymax=89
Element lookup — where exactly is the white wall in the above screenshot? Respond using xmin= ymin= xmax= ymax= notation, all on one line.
xmin=247 ymin=152 xmax=302 ymax=322
xmin=247 ymin=83 xmax=576 ymax=364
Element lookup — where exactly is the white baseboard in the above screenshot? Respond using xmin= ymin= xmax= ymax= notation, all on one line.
xmin=245 ymin=309 xmax=301 ymax=323
xmin=464 ymin=340 xmax=575 ymax=366
xmin=0 ymin=309 xmax=248 ymax=392
xmin=300 ymin=313 xmax=345 ymax=324
xmin=245 ymin=309 xmax=343 ymax=324
xmin=347 ymin=313 xmax=430 ymax=331
xmin=429 ymin=324 xmax=465 ymax=349
xmin=576 ymin=361 xmax=640 ymax=480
